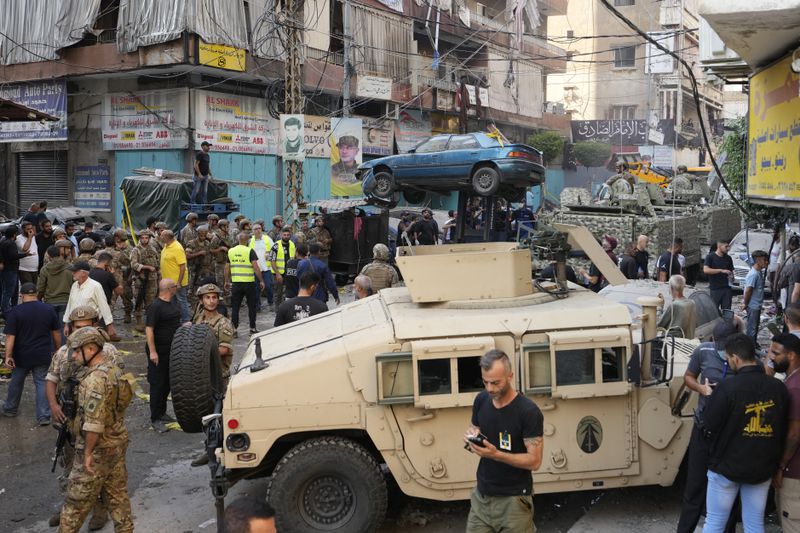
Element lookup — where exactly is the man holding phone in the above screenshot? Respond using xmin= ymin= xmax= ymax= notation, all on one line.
xmin=464 ymin=349 xmax=543 ymax=532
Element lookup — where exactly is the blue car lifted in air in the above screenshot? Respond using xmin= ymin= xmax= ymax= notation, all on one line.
xmin=358 ymin=132 xmax=546 ymax=205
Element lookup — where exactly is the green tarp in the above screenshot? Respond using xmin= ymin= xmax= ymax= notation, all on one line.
xmin=120 ymin=176 xmax=228 ymax=231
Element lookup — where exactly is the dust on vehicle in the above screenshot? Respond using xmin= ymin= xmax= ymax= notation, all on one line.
xmin=169 ymin=224 xmax=697 ymax=533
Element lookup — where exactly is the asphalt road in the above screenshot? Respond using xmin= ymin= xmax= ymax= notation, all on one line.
xmin=0 ymin=288 xmax=782 ymax=533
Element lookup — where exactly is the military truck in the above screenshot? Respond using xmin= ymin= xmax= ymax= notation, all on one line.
xmin=169 ymin=224 xmax=695 ymax=533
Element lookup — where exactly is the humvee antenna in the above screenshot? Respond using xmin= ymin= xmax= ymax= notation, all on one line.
xmin=250 ymin=337 xmax=269 ymax=372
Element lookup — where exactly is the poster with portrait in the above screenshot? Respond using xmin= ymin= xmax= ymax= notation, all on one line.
xmin=330 ymin=117 xmax=363 ymax=197
xmin=280 ymin=114 xmax=305 ymax=161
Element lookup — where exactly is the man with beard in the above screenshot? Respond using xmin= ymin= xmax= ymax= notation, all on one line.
xmin=772 ymin=333 xmax=800 ymax=533
xmin=464 ymin=350 xmax=543 ymax=533
xmin=36 ymin=219 xmax=56 ymax=270
xmin=269 ymin=226 xmax=297 ymax=309
xmin=409 ymin=208 xmax=440 ymax=246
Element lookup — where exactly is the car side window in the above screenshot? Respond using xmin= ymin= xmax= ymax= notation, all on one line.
xmin=448 ymin=135 xmax=480 ymax=150
xmin=415 ymin=136 xmax=450 ymax=153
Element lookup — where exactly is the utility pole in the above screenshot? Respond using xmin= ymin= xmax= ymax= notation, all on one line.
xmin=284 ymin=0 xmax=305 ymax=224
xmin=342 ymin=0 xmax=351 ymax=117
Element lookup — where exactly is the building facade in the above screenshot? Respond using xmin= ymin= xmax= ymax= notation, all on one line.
xmin=0 ymin=0 xmax=569 ymax=224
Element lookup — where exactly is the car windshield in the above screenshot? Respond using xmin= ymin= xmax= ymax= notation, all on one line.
xmin=729 ymin=231 xmax=773 ymax=254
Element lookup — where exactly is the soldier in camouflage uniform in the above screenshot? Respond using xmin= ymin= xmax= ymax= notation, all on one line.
xmin=130 ymin=229 xmax=160 ymax=332
xmin=193 ymin=284 xmax=234 ymax=385
xmin=113 ymin=230 xmax=134 ymax=324
xmin=360 ymin=243 xmax=398 ymax=292
xmin=669 ymin=165 xmax=693 ymax=193
xmin=152 ymin=222 xmax=167 ymax=256
xmin=267 ymin=215 xmax=284 ymax=243
xmin=214 ymin=220 xmax=232 ymax=303
xmin=295 ymin=218 xmax=313 ymax=246
xmin=58 ymin=327 xmax=133 ymax=533
xmin=45 ymin=306 xmax=122 ymax=530
xmin=77 ymin=238 xmax=98 ymax=269
xmin=186 ymin=226 xmax=218 ymax=305
xmin=180 ymin=212 xmax=199 ymax=245
xmin=605 ymin=162 xmax=634 ymax=201
xmin=309 ymin=216 xmax=333 ymax=264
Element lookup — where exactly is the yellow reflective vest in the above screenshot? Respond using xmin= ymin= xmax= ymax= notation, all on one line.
xmin=272 ymin=240 xmax=296 ymax=275
xmin=228 ymin=245 xmax=255 ymax=283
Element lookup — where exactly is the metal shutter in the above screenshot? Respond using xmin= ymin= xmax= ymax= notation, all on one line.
xmin=17 ymin=151 xmax=69 ymax=215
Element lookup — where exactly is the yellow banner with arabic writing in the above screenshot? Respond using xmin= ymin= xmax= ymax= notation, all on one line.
xmin=199 ymin=40 xmax=246 ymax=72
xmin=747 ymin=53 xmax=800 ymax=201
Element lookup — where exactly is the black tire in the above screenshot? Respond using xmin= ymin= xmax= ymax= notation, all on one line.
xmin=402 ymin=189 xmax=426 ymax=204
xmin=472 ymin=166 xmax=501 ymax=196
xmin=169 ymin=324 xmax=222 ymax=433
xmin=502 ymin=186 xmax=527 ymax=203
xmin=267 ymin=437 xmax=388 ymax=533
xmin=372 ymin=171 xmax=395 ymax=200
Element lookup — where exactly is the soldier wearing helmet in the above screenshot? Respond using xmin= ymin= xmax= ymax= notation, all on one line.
xmin=267 ymin=215 xmax=284 ymax=242
xmin=58 ymin=327 xmax=133 ymax=532
xmin=309 ymin=216 xmax=333 ymax=264
xmin=193 ymin=284 xmax=235 ymax=384
xmin=45 ymin=306 xmax=120 ymax=529
xmin=186 ymin=225 xmax=218 ymax=305
xmin=130 ymin=229 xmax=160 ymax=331
xmin=180 ymin=212 xmax=199 ymax=245
xmin=113 ymin=229 xmax=134 ymax=324
xmin=360 ymin=243 xmax=398 ymax=292
xmin=77 ymin=238 xmax=98 ymax=268
xmin=211 ymin=220 xmax=232 ymax=303
xmin=152 ymin=222 xmax=167 ymax=255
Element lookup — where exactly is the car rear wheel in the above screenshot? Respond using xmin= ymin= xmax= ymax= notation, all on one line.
xmin=472 ymin=167 xmax=501 ymax=196
xmin=372 ymin=171 xmax=395 ymax=199
xmin=267 ymin=437 xmax=388 ymax=533
xmin=402 ymin=190 xmax=426 ymax=204
xmin=169 ymin=324 xmax=222 ymax=433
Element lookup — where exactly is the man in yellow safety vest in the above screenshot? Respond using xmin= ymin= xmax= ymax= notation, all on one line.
xmin=268 ymin=225 xmax=296 ymax=310
xmin=224 ymin=233 xmax=265 ymax=335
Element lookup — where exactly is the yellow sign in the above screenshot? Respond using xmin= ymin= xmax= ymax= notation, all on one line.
xmin=747 ymin=53 xmax=800 ymax=201
xmin=199 ymin=40 xmax=245 ymax=72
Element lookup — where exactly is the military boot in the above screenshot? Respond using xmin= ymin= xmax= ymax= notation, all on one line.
xmin=123 ymin=311 xmax=132 ymax=324
xmin=48 ymin=510 xmax=60 ymax=527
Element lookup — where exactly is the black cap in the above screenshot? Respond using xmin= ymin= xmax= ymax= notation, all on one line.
xmin=20 ymin=282 xmax=37 ymax=295
xmin=713 ymin=320 xmax=739 ymax=350
xmin=68 ymin=261 xmax=92 ymax=272
xmin=201 ymin=141 xmax=212 ymax=146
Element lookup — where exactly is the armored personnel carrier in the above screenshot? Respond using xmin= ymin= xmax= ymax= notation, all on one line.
xmin=170 ymin=224 xmax=695 ymax=533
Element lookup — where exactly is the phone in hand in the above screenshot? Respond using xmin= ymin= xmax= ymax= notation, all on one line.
xmin=464 ymin=433 xmax=488 ymax=450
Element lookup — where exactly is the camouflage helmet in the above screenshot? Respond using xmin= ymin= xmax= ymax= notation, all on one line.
xmin=207 ymin=214 xmax=220 ymax=221
xmin=79 ymin=237 xmax=96 ymax=252
xmin=155 ymin=221 xmax=167 ymax=230
xmin=67 ymin=326 xmax=107 ymax=349
xmin=372 ymin=243 xmax=390 ymax=261
xmin=218 ymin=219 xmax=229 ymax=227
xmin=196 ymin=283 xmax=222 ymax=297
xmin=197 ymin=224 xmax=209 ymax=233
xmin=68 ymin=305 xmax=99 ymax=322
xmin=138 ymin=229 xmax=154 ymax=238
xmin=238 ymin=218 xmax=252 ymax=230
xmin=114 ymin=228 xmax=128 ymax=241
xmin=55 ymin=239 xmax=74 ymax=248
xmin=186 ymin=212 xmax=199 ymax=222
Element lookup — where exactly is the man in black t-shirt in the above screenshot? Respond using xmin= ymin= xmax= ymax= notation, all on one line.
xmin=283 ymin=244 xmax=307 ymax=300
xmin=90 ymin=253 xmax=119 ymax=304
xmin=634 ymin=234 xmax=650 ymax=279
xmin=464 ymin=350 xmax=543 ymax=533
xmin=192 ymin=141 xmax=213 ymax=204
xmin=409 ymin=209 xmax=439 ymax=245
xmin=704 ymin=240 xmax=734 ymax=313
xmin=145 ymin=279 xmax=182 ymax=432
xmin=657 ymin=238 xmax=683 ymax=282
xmin=274 ymin=272 xmax=328 ymax=327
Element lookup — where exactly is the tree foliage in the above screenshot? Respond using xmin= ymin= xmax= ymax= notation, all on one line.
xmin=528 ymin=131 xmax=564 ymax=165
xmin=572 ymin=141 xmax=612 ymax=168
xmin=719 ymin=117 xmax=785 ymax=225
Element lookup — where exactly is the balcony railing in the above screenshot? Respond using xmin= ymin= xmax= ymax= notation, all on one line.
xmin=471 ymin=13 xmax=565 ymax=57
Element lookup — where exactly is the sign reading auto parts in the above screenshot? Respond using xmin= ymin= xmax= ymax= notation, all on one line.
xmin=747 ymin=53 xmax=800 ymax=202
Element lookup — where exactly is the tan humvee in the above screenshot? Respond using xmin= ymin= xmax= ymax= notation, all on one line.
xmin=172 ymin=224 xmax=694 ymax=533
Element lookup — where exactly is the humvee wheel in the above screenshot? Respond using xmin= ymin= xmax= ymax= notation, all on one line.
xmin=402 ymin=189 xmax=426 ymax=204
xmin=268 ymin=437 xmax=387 ymax=532
xmin=169 ymin=324 xmax=222 ymax=433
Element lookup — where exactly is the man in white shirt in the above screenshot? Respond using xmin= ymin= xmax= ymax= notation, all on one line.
xmin=16 ymin=221 xmax=39 ymax=285
xmin=63 ymin=261 xmax=120 ymax=341
xmin=248 ymin=223 xmax=274 ymax=310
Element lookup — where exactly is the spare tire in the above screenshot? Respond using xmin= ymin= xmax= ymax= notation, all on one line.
xmin=169 ymin=324 xmax=222 ymax=433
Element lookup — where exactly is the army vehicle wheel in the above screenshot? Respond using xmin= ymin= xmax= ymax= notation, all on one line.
xmin=402 ymin=190 xmax=426 ymax=204
xmin=169 ymin=324 xmax=222 ymax=433
xmin=372 ymin=171 xmax=395 ymax=199
xmin=268 ymin=437 xmax=387 ymax=533
xmin=472 ymin=166 xmax=500 ymax=196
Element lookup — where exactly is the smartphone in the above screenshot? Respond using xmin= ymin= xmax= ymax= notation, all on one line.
xmin=464 ymin=433 xmax=488 ymax=451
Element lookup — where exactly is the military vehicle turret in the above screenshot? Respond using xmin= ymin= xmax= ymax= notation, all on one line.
xmin=169 ymin=224 xmax=695 ymax=533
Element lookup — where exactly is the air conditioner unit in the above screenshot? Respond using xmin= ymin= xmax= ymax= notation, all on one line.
xmin=385 ymin=102 xmax=400 ymax=120
xmin=554 ymin=103 xmax=565 ymax=115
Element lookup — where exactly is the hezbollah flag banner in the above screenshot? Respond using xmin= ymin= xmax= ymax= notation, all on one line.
xmin=330 ymin=117 xmax=364 ymax=197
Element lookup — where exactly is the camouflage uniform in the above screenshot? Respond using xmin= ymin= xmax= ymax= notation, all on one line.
xmin=186 ymin=234 xmax=218 ymax=295
xmin=193 ymin=311 xmax=234 ymax=385
xmin=211 ymin=226 xmax=232 ymax=302
xmin=180 ymin=224 xmax=198 ymax=246
xmin=310 ymin=226 xmax=333 ymax=263
xmin=116 ymin=241 xmax=134 ymax=321
xmin=59 ymin=332 xmax=132 ymax=533
xmin=360 ymin=262 xmax=398 ymax=292
xmin=670 ymin=173 xmax=693 ymax=192
xmin=605 ymin=175 xmax=633 ymax=201
xmin=130 ymin=237 xmax=160 ymax=326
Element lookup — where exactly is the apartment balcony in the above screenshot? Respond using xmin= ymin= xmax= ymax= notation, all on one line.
xmin=699 ymin=0 xmax=800 ymax=68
